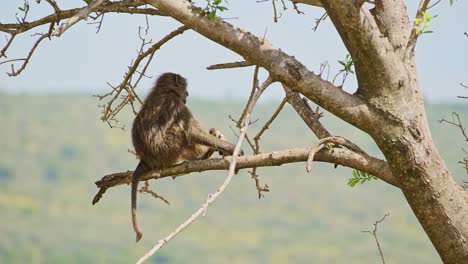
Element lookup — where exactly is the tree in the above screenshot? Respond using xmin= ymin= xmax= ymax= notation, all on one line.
xmin=1 ymin=1 xmax=467 ymax=263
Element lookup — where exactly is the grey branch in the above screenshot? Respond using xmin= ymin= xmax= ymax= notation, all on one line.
xmin=93 ymin=147 xmax=398 ymax=205
xmin=52 ymin=0 xmax=111 ymax=36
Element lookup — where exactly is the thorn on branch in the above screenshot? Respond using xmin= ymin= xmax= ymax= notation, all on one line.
xmin=313 ymin=12 xmax=328 ymax=31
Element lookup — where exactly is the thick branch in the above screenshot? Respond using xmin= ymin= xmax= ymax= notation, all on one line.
xmin=284 ymin=85 xmax=331 ymax=139
xmin=321 ymin=1 xmax=409 ymax=99
xmin=93 ymin=147 xmax=398 ymax=204
xmin=0 ymin=0 xmax=163 ymax=35
xmin=146 ymin=0 xmax=381 ymax=134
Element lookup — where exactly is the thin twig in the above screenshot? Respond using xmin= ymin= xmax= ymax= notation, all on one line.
xmin=140 ymin=181 xmax=170 ymax=205
xmin=439 ymin=112 xmax=468 ymax=141
xmin=7 ymin=34 xmax=48 ymax=77
xmin=312 ymin=12 xmax=328 ymax=31
xmin=0 ymin=34 xmax=16 ymax=58
xmin=363 ymin=213 xmax=390 ymax=264
xmin=253 ymin=98 xmax=287 ymax=154
xmin=237 ymin=65 xmax=260 ymax=128
xmin=206 ymin=61 xmax=253 ymax=70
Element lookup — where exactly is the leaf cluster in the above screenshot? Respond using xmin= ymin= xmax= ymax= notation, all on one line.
xmin=203 ymin=0 xmax=228 ymax=22
xmin=415 ymin=12 xmax=437 ymax=35
xmin=348 ymin=170 xmax=378 ymax=187
xmin=338 ymin=54 xmax=354 ymax=74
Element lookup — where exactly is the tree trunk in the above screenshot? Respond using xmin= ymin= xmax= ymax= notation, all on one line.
xmin=375 ymin=114 xmax=468 ymax=264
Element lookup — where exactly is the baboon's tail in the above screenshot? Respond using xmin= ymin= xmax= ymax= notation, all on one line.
xmin=131 ymin=160 xmax=148 ymax=242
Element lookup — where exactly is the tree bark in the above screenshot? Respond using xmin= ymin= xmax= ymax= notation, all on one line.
xmin=321 ymin=1 xmax=468 ymax=262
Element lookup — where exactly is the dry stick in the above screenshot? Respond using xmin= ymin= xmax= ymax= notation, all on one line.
xmin=439 ymin=112 xmax=468 ymax=141
xmin=52 ymin=0 xmax=108 ymax=36
xmin=206 ymin=61 xmax=253 ymax=70
xmin=253 ymin=98 xmax=287 ymax=153
xmin=140 ymin=181 xmax=170 ymax=205
xmin=7 ymin=34 xmax=48 ymax=77
xmin=136 ymin=77 xmax=274 ymax=264
xmin=0 ymin=34 xmax=16 ymax=58
xmin=250 ymin=98 xmax=286 ymax=197
xmin=306 ymin=136 xmax=364 ymax=173
xmin=363 ymin=213 xmax=390 ymax=264
xmin=237 ymin=65 xmax=260 ymax=128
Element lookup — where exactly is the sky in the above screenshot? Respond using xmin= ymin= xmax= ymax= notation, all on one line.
xmin=0 ymin=1 xmax=467 ymax=102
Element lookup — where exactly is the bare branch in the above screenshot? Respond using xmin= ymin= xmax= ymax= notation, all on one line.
xmin=283 ymin=85 xmax=331 ymax=139
xmin=140 ymin=181 xmax=170 ymax=205
xmin=439 ymin=112 xmax=468 ymax=142
xmin=206 ymin=60 xmax=254 ymax=70
xmin=1 ymin=34 xmax=16 ymax=58
xmin=6 ymin=34 xmax=48 ymax=77
xmin=363 ymin=213 xmax=390 ymax=264
xmin=312 ymin=12 xmax=328 ymax=31
xmin=93 ymin=147 xmax=398 ymax=205
xmin=52 ymin=0 xmax=109 ymax=36
xmin=236 ymin=66 xmax=261 ymax=128
xmin=253 ymin=98 xmax=287 ymax=153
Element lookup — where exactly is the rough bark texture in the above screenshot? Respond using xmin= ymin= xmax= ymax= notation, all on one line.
xmin=146 ymin=0 xmax=468 ymax=262
xmin=321 ymin=1 xmax=468 ymax=263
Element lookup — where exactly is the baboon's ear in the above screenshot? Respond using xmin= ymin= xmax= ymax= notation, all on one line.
xmin=174 ymin=74 xmax=182 ymax=86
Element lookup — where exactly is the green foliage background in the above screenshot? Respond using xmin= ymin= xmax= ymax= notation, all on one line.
xmin=0 ymin=94 xmax=466 ymax=263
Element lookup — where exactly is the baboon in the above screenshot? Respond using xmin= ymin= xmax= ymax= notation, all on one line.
xmin=131 ymin=72 xmax=241 ymax=242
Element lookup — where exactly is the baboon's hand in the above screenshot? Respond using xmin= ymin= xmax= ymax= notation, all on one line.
xmin=209 ymin=128 xmax=244 ymax=157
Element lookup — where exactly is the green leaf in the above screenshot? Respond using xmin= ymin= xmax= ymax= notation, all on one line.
xmin=349 ymin=179 xmax=358 ymax=187
xmin=353 ymin=170 xmax=358 ymax=178
xmin=18 ymin=7 xmax=25 ymax=11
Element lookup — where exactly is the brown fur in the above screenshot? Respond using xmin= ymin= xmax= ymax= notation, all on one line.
xmin=131 ymin=73 xmax=238 ymax=242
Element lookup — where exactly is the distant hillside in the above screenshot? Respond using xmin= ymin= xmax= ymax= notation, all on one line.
xmin=0 ymin=95 xmax=466 ymax=263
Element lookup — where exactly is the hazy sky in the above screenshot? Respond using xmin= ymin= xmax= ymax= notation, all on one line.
xmin=0 ymin=1 xmax=467 ymax=102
